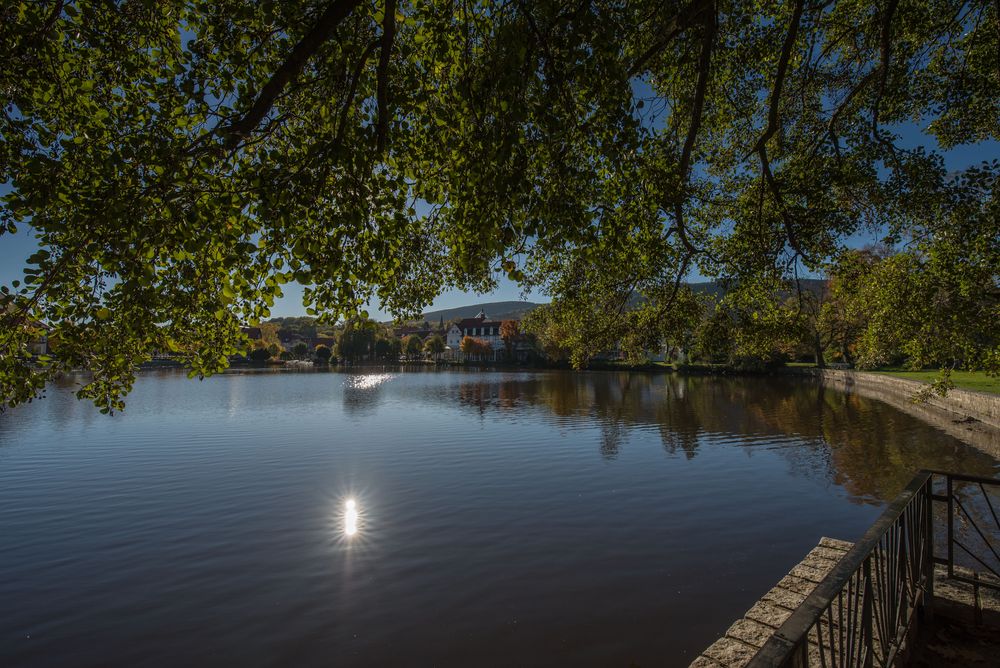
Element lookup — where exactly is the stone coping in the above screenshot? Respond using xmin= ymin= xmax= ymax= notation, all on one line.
xmin=794 ymin=368 xmax=1000 ymax=429
xmin=690 ymin=537 xmax=853 ymax=668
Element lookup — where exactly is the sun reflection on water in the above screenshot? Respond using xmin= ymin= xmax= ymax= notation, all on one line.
xmin=344 ymin=498 xmax=359 ymax=537
xmin=345 ymin=374 xmax=394 ymax=390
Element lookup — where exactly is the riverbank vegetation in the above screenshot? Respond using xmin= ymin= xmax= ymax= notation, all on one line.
xmin=526 ymin=243 xmax=996 ymax=385
xmin=1 ymin=0 xmax=996 ymax=410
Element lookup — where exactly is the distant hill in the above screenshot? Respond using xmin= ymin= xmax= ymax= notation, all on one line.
xmin=688 ymin=281 xmax=728 ymax=299
xmin=380 ymin=279 xmax=830 ymax=326
xmin=398 ymin=300 xmax=544 ymax=324
xmin=623 ymin=278 xmax=828 ymax=308
xmin=690 ymin=278 xmax=827 ymax=298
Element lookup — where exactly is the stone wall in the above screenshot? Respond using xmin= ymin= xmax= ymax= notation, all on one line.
xmin=801 ymin=369 xmax=1000 ymax=427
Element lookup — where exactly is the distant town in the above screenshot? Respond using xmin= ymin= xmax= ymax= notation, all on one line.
xmin=238 ymin=307 xmax=542 ymax=365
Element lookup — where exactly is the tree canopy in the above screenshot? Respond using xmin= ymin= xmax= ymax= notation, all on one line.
xmin=314 ymin=343 xmax=333 ymax=361
xmin=402 ymin=333 xmax=423 ymax=358
xmin=424 ymin=333 xmax=445 ymax=357
xmin=1 ymin=0 xmax=997 ymax=409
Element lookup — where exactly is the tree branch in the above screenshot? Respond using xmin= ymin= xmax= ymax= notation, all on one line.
xmin=376 ymin=0 xmax=397 ymax=154
xmin=10 ymin=0 xmax=64 ymax=63
xmin=822 ymin=69 xmax=878 ymax=141
xmin=871 ymin=0 xmax=899 ymax=136
xmin=758 ymin=143 xmax=813 ymax=263
xmin=37 ymin=0 xmax=65 ymax=42
xmin=221 ymin=0 xmax=365 ymax=149
xmin=870 ymin=0 xmax=905 ymax=170
xmin=748 ymin=0 xmax=812 ymax=262
xmin=750 ymin=0 xmax=805 ymax=157
xmin=678 ymin=10 xmax=714 ymax=180
xmin=627 ymin=0 xmax=713 ymax=79
xmin=334 ymin=40 xmax=379 ymax=155
xmin=673 ymin=3 xmax=716 ymax=255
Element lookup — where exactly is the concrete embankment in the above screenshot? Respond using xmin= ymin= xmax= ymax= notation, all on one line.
xmin=790 ymin=368 xmax=1000 ymax=458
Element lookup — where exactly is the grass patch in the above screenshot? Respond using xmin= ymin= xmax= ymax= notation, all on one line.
xmin=872 ymin=369 xmax=1000 ymax=395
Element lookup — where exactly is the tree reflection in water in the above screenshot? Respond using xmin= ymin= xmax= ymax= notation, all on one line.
xmin=447 ymin=372 xmax=998 ymax=504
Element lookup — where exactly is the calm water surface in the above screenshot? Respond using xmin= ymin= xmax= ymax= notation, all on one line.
xmin=1 ymin=369 xmax=997 ymax=667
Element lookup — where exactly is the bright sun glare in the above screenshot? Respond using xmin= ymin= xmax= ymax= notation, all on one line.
xmin=344 ymin=498 xmax=359 ymax=536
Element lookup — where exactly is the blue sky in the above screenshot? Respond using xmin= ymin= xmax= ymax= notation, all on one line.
xmin=2 ymin=134 xmax=995 ymax=321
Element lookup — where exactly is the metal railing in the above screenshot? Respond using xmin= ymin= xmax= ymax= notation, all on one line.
xmin=748 ymin=469 xmax=1000 ymax=667
xmin=932 ymin=470 xmax=1000 ymax=592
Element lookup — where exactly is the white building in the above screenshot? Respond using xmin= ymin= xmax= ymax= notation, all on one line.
xmin=446 ymin=310 xmax=506 ymax=359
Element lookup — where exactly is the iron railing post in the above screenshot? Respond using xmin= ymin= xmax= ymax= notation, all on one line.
xmin=791 ymin=638 xmax=808 ymax=668
xmin=946 ymin=475 xmax=955 ymax=579
xmin=923 ymin=474 xmax=934 ymax=621
xmin=861 ymin=556 xmax=874 ymax=668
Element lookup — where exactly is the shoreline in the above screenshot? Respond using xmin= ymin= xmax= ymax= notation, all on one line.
xmin=784 ymin=367 xmax=1000 ymax=458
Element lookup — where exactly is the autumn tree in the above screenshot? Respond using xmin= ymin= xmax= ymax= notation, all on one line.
xmin=459 ymin=336 xmax=492 ymax=361
xmin=459 ymin=336 xmax=475 ymax=359
xmin=402 ymin=334 xmax=423 ymax=360
xmin=499 ymin=320 xmax=519 ymax=359
xmin=475 ymin=338 xmax=493 ymax=360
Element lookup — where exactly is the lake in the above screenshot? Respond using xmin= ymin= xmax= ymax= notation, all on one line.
xmin=1 ymin=369 xmax=996 ymax=667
